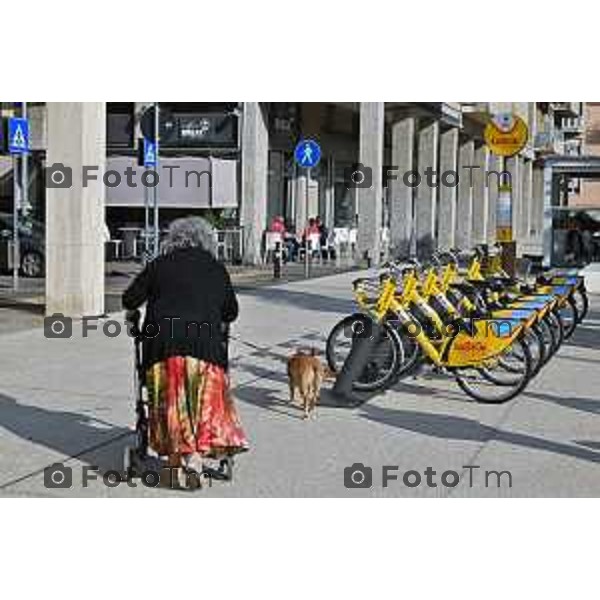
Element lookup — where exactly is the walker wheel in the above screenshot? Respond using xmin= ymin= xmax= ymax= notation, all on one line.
xmin=219 ymin=458 xmax=234 ymax=482
xmin=123 ymin=446 xmax=136 ymax=475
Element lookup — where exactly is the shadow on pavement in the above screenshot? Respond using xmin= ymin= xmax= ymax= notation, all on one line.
xmin=358 ymin=405 xmax=600 ymax=464
xmin=233 ymin=384 xmax=304 ymax=419
xmin=524 ymin=390 xmax=600 ymax=416
xmin=0 ymin=392 xmax=132 ymax=488
xmin=565 ymin=307 xmax=600 ymax=352
xmin=241 ymin=287 xmax=356 ymax=315
xmin=576 ymin=440 xmax=600 ymax=451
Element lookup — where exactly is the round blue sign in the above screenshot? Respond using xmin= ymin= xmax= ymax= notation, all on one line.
xmin=294 ymin=139 xmax=321 ymax=169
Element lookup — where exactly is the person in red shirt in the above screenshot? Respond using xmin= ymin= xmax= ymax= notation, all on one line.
xmin=269 ymin=215 xmax=286 ymax=234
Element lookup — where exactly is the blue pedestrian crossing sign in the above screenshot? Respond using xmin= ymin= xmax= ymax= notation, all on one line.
xmin=294 ymin=139 xmax=321 ymax=169
xmin=8 ymin=117 xmax=30 ymax=154
xmin=143 ymin=138 xmax=157 ymax=167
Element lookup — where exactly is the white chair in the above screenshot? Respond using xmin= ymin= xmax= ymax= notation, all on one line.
xmin=380 ymin=227 xmax=390 ymax=261
xmin=308 ymin=232 xmax=322 ymax=262
xmin=214 ymin=230 xmax=227 ymax=262
xmin=103 ymin=227 xmax=123 ymax=261
xmin=333 ymin=227 xmax=350 ymax=259
xmin=349 ymin=228 xmax=358 ymax=257
xmin=264 ymin=231 xmax=283 ymax=263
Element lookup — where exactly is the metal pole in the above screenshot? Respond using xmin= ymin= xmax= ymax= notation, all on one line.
xmin=12 ymin=153 xmax=19 ymax=292
xmin=304 ymin=167 xmax=310 ymax=278
xmin=12 ymin=102 xmax=28 ymax=292
xmin=153 ymin=102 xmax=160 ymax=257
xmin=143 ymin=181 xmax=150 ymax=264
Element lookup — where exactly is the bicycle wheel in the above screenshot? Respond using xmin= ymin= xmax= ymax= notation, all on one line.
xmin=480 ymin=323 xmax=544 ymax=382
xmin=389 ymin=323 xmax=422 ymax=378
xmin=558 ymin=295 xmax=578 ymax=340
xmin=538 ymin=313 xmax=557 ymax=362
xmin=452 ymin=336 xmax=532 ymax=403
xmin=326 ymin=314 xmax=403 ymax=391
xmin=573 ymin=287 xmax=589 ymax=324
xmin=548 ymin=309 xmax=565 ymax=352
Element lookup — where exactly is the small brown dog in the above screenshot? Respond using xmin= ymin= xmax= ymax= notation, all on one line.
xmin=287 ymin=349 xmax=334 ymax=419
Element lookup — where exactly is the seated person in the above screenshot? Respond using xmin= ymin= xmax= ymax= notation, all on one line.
xmin=269 ymin=215 xmax=286 ymax=234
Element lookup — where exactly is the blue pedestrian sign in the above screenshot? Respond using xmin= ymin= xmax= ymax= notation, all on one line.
xmin=294 ymin=139 xmax=321 ymax=169
xmin=143 ymin=138 xmax=157 ymax=167
xmin=8 ymin=117 xmax=29 ymax=155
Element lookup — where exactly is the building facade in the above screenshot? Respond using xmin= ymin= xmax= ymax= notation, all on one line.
xmin=0 ymin=101 xmax=586 ymax=315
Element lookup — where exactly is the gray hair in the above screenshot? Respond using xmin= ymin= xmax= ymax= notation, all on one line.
xmin=161 ymin=216 xmax=216 ymax=256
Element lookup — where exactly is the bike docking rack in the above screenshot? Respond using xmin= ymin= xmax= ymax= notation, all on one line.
xmin=331 ymin=319 xmax=386 ymax=407
xmin=326 ymin=249 xmax=588 ymax=406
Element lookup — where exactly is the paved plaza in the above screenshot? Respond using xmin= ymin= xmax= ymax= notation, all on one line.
xmin=0 ymin=269 xmax=599 ymax=497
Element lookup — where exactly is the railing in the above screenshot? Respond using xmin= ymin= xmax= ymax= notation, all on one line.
xmin=561 ymin=116 xmax=584 ymax=134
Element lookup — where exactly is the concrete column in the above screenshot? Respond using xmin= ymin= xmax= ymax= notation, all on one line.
xmin=521 ymin=158 xmax=533 ymax=254
xmin=505 ymin=156 xmax=522 ymax=254
xmin=267 ymin=151 xmax=284 ymax=223
xmin=389 ymin=117 xmax=415 ymax=257
xmin=241 ymin=102 xmax=269 ymax=264
xmin=531 ymin=165 xmax=544 ymax=256
xmin=437 ymin=127 xmax=459 ymax=251
xmin=357 ymin=102 xmax=384 ymax=264
xmin=471 ymin=144 xmax=489 ymax=245
xmin=293 ymin=170 xmax=319 ymax=235
xmin=323 ymin=158 xmax=335 ymax=230
xmin=456 ymin=139 xmax=475 ymax=249
xmin=46 ymin=103 xmax=106 ymax=317
xmin=415 ymin=120 xmax=439 ymax=258
xmin=486 ymin=153 xmax=501 ymax=244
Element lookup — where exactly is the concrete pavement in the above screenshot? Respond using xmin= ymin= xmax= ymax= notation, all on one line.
xmin=0 ymin=270 xmax=599 ymax=497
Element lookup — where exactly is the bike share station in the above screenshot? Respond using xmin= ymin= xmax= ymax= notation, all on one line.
xmin=0 ymin=105 xmax=30 ymax=293
xmin=329 ymin=113 xmax=589 ymax=406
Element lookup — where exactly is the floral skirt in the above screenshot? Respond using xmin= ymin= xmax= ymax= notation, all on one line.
xmin=146 ymin=356 xmax=248 ymax=458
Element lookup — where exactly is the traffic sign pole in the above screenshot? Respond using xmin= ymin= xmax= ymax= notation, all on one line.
xmin=293 ymin=139 xmax=321 ymax=280
xmin=12 ymin=152 xmax=19 ymax=292
xmin=153 ymin=102 xmax=160 ymax=258
xmin=144 ymin=178 xmax=150 ymax=264
xmin=21 ymin=103 xmax=28 ymax=220
xmin=485 ymin=113 xmax=528 ymax=278
xmin=7 ymin=108 xmax=30 ymax=291
xmin=304 ymin=167 xmax=310 ymax=278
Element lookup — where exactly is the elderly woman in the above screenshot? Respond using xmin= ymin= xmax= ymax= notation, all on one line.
xmin=122 ymin=216 xmax=248 ymax=479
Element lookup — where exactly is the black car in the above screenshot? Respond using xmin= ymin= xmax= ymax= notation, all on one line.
xmin=0 ymin=212 xmax=45 ymax=277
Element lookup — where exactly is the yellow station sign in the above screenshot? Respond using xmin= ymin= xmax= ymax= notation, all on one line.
xmin=485 ymin=114 xmax=529 ymax=157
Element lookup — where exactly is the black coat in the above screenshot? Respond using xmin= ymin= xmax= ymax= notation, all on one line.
xmin=122 ymin=247 xmax=238 ymax=369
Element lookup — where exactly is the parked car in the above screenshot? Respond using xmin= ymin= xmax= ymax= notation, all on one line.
xmin=0 ymin=212 xmax=45 ymax=277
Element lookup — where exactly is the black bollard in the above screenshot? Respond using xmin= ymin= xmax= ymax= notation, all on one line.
xmin=331 ymin=320 xmax=384 ymax=406
xmin=273 ymin=241 xmax=282 ymax=279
